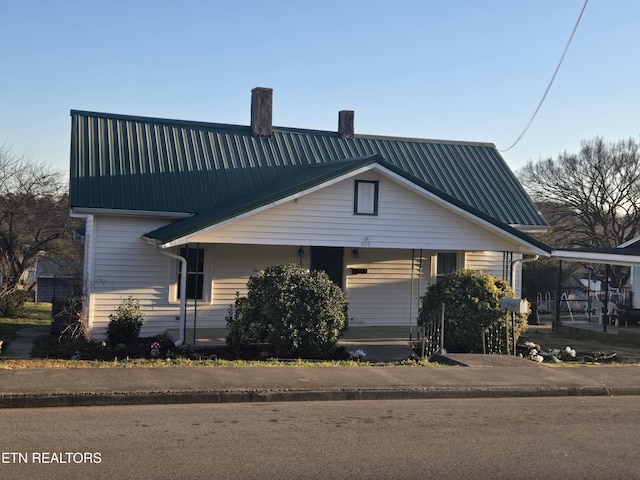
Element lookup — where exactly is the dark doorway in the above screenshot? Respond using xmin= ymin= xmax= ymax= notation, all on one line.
xmin=310 ymin=247 xmax=344 ymax=288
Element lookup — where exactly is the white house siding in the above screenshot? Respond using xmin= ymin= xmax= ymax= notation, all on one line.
xmin=465 ymin=251 xmax=506 ymax=279
xmin=465 ymin=251 xmax=524 ymax=296
xmin=190 ymin=173 xmax=526 ymax=253
xmin=199 ymin=244 xmax=300 ymax=327
xmin=87 ymin=215 xmax=179 ymax=339
xmin=345 ymin=248 xmax=429 ymax=329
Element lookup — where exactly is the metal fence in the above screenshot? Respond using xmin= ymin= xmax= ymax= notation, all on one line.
xmin=419 ymin=303 xmax=445 ymax=358
xmin=482 ymin=321 xmax=510 ymax=355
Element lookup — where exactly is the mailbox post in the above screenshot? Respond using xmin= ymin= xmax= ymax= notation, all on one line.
xmin=499 ymin=298 xmax=529 ymax=355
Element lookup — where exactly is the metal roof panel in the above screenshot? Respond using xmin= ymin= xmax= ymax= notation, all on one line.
xmin=70 ymin=110 xmax=548 ymax=228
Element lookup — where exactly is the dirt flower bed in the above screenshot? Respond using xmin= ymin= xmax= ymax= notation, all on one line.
xmin=31 ymin=333 xmax=352 ymax=363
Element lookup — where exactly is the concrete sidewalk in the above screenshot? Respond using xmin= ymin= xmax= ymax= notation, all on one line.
xmin=1 ymin=360 xmax=639 ymax=409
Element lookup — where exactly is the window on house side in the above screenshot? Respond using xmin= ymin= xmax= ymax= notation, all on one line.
xmin=354 ymin=180 xmax=378 ymax=215
xmin=177 ymin=247 xmax=205 ymax=300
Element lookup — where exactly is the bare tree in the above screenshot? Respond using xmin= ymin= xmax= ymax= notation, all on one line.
xmin=0 ymin=146 xmax=79 ymax=315
xmin=518 ymin=136 xmax=640 ymax=288
xmin=519 ymin=136 xmax=640 ymax=248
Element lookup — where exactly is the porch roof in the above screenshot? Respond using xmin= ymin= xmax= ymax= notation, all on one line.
xmin=551 ymin=248 xmax=640 ymax=267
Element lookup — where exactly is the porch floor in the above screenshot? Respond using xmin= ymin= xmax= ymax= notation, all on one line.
xmin=165 ymin=326 xmax=417 ymax=363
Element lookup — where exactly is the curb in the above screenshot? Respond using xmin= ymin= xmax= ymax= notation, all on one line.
xmin=3 ymin=385 xmax=640 ymax=409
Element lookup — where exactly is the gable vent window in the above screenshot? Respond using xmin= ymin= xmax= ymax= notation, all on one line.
xmin=178 ymin=247 xmax=205 ymax=300
xmin=354 ymin=180 xmax=379 ymax=215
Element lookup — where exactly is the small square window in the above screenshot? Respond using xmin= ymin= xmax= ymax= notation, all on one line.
xmin=354 ymin=180 xmax=379 ymax=215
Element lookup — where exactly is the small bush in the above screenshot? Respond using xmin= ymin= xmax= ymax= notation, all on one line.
xmin=107 ymin=296 xmax=145 ymax=346
xmin=418 ymin=270 xmax=528 ymax=353
xmin=226 ymin=263 xmax=348 ymax=358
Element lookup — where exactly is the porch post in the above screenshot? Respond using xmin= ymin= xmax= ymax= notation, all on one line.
xmin=554 ymin=260 xmax=562 ymax=332
xmin=409 ymin=249 xmax=415 ymax=341
xmin=603 ymin=264 xmax=610 ymax=333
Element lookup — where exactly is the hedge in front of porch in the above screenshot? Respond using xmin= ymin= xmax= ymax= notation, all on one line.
xmin=418 ymin=269 xmax=528 ymax=353
xmin=226 ymin=263 xmax=348 ymax=359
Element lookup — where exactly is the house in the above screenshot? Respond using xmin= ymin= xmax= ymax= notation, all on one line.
xmin=69 ymin=87 xmax=551 ymax=342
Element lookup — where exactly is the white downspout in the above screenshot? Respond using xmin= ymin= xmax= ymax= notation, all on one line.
xmin=157 ymin=248 xmax=188 ymax=347
xmin=511 ymin=255 xmax=540 ymax=296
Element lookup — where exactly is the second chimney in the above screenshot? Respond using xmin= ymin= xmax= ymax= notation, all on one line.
xmin=338 ymin=110 xmax=354 ymax=139
xmin=251 ymin=87 xmax=273 ymax=137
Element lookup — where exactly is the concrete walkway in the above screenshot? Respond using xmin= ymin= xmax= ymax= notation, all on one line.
xmin=0 ymin=325 xmax=50 ymax=359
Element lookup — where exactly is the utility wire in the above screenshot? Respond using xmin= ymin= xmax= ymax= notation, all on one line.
xmin=499 ymin=0 xmax=589 ymax=153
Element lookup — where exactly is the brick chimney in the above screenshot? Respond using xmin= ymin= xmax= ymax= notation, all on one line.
xmin=251 ymin=87 xmax=273 ymax=137
xmin=338 ymin=110 xmax=354 ymax=139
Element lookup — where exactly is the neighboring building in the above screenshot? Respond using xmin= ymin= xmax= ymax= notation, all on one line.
xmin=69 ymin=87 xmax=550 ymax=341
xmin=34 ymin=257 xmax=82 ymax=302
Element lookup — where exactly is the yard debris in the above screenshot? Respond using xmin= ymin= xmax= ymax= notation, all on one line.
xmin=519 ymin=340 xmax=618 ymax=364
xmin=349 ymin=349 xmax=366 ymax=360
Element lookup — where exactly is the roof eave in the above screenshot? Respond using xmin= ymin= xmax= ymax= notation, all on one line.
xmin=70 ymin=207 xmax=192 ymax=219
xmin=552 ymin=248 xmax=640 ymax=267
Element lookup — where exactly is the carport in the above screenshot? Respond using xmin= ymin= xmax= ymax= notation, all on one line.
xmin=551 ymin=247 xmax=640 ymax=332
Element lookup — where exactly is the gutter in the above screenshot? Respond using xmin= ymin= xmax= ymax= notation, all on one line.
xmin=145 ymin=239 xmax=187 ymax=347
xmin=511 ymin=255 xmax=540 ymax=294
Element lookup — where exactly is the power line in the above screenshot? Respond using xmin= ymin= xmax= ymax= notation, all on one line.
xmin=499 ymin=0 xmax=589 ymax=153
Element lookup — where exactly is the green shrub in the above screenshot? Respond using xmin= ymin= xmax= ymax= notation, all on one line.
xmin=225 ymin=292 xmax=270 ymax=349
xmin=226 ymin=263 xmax=348 ymax=358
xmin=418 ymin=270 xmax=528 ymax=353
xmin=106 ymin=296 xmax=145 ymax=346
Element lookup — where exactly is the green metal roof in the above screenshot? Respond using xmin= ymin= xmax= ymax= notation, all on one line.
xmin=69 ymin=110 xmax=548 ymax=241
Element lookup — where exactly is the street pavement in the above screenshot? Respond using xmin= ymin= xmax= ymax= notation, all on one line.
xmin=1 ymin=325 xmax=640 ymax=408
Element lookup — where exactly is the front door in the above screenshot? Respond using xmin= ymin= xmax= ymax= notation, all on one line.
xmin=310 ymin=247 xmax=344 ymax=288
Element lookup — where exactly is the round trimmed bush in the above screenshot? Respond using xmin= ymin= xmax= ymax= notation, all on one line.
xmin=226 ymin=263 xmax=348 ymax=358
xmin=418 ymin=269 xmax=528 ymax=353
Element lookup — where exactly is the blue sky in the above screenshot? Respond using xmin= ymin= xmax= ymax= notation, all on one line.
xmin=1 ymin=0 xmax=638 ymax=176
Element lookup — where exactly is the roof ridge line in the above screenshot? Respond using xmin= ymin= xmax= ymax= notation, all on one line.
xmin=70 ymin=110 xmax=495 ymax=147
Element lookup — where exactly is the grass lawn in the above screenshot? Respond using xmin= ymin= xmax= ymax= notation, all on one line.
xmin=0 ymin=302 xmax=51 ymax=342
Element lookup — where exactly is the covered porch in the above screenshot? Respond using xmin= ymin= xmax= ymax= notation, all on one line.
xmin=165 ymin=325 xmax=417 ymax=363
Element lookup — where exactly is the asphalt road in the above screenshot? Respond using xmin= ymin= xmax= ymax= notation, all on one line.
xmin=1 ymin=397 xmax=639 ymax=480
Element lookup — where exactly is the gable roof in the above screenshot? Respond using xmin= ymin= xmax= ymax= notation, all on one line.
xmin=140 ymin=154 xmax=550 ymax=254
xmin=35 ymin=257 xmax=82 ymax=278
xmin=69 ymin=110 xmax=548 ymax=235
